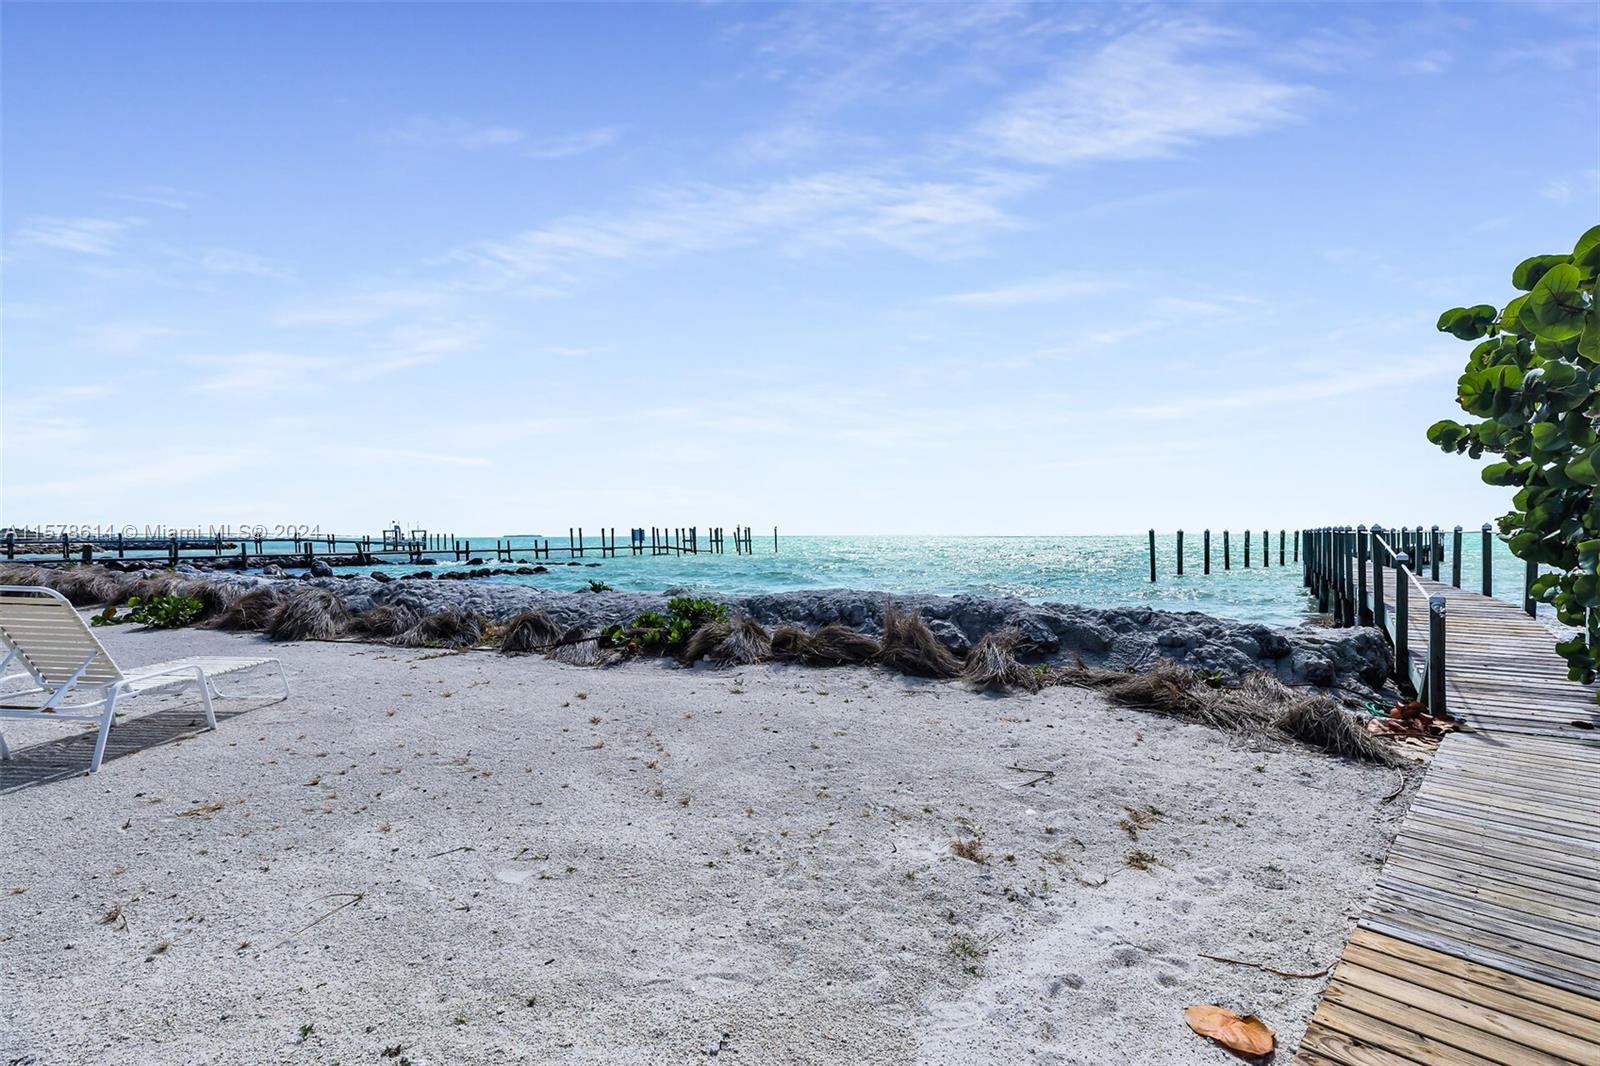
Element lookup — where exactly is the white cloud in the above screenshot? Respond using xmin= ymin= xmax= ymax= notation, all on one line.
xmin=933 ymin=274 xmax=1115 ymax=307
xmin=1400 ymin=49 xmax=1453 ymax=75
xmin=1541 ymin=172 xmax=1599 ymax=204
xmin=187 ymin=353 xmax=338 ymax=395
xmin=524 ymin=126 xmax=623 ymax=160
xmin=382 ymin=117 xmax=525 ymax=150
xmin=1120 ymin=355 xmax=1447 ymax=421
xmin=455 ymin=168 xmax=1033 ymax=279
xmin=273 ymin=287 xmax=453 ymax=328
xmin=78 ymin=322 xmax=189 ymax=354
xmin=978 ymin=23 xmax=1309 ymax=164
xmin=15 ymin=216 xmax=141 ymax=256
xmin=170 ymin=247 xmax=292 ymax=279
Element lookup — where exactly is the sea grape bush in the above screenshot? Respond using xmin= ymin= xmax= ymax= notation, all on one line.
xmin=1428 ymin=225 xmax=1600 ymax=694
xmin=603 ymin=596 xmax=727 ymax=652
xmin=90 ymin=594 xmax=205 ymax=629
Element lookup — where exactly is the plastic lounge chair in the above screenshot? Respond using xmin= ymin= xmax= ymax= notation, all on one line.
xmin=0 ymin=584 xmax=287 ymax=773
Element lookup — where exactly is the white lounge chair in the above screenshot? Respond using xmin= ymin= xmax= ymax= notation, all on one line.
xmin=0 ymin=584 xmax=287 ymax=774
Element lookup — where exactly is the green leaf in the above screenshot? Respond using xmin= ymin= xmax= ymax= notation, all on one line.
xmin=1567 ymin=448 xmax=1600 ymax=487
xmin=1511 ymin=254 xmax=1570 ymax=291
xmin=1531 ymin=421 xmax=1568 ymax=452
xmin=1482 ymin=461 xmax=1524 ymax=486
xmin=1520 ymin=264 xmax=1588 ymax=342
xmin=1579 ymin=315 xmax=1600 ymax=363
xmin=1438 ymin=304 xmax=1499 ymax=340
xmin=1574 ymin=225 xmax=1600 ymax=271
xmin=1579 ymin=539 xmax=1600 ymax=572
xmin=1426 ymin=419 xmax=1472 ymax=451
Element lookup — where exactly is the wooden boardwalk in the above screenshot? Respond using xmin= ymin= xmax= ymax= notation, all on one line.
xmin=1296 ymin=571 xmax=1600 ymax=1064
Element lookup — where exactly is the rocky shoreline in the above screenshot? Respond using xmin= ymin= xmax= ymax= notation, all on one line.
xmin=2 ymin=562 xmax=1391 ymax=696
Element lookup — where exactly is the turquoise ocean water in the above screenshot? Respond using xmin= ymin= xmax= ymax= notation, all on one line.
xmin=259 ymin=531 xmax=1526 ymax=630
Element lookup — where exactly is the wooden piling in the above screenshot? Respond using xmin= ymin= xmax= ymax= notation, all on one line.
xmin=1147 ymin=529 xmax=1156 ymax=583
xmin=1176 ymin=529 xmax=1184 ymax=576
xmin=1244 ymin=530 xmax=1251 ymax=568
xmin=1203 ymin=529 xmax=1211 ymax=575
xmin=1223 ymin=530 xmax=1231 ymax=570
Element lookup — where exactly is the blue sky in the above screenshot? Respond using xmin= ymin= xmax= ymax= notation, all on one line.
xmin=3 ymin=2 xmax=1597 ymax=535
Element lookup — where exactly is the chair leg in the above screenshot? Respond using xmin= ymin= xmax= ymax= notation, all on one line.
xmin=195 ymin=669 xmax=217 ymax=730
xmin=90 ymin=691 xmax=118 ymax=774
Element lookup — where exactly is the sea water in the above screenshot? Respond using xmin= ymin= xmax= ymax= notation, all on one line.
xmin=249 ymin=531 xmax=1526 ymax=630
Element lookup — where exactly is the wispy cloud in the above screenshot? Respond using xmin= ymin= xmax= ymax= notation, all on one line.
xmin=1541 ymin=171 xmax=1600 ymax=204
xmin=455 ymin=168 xmax=1033 ymax=280
xmin=111 ymin=186 xmax=195 ymax=210
xmin=978 ymin=22 xmax=1310 ymax=164
xmin=933 ymin=274 xmax=1116 ymax=308
xmin=525 ymin=126 xmax=623 ymax=160
xmin=15 ymin=216 xmax=142 ymax=256
xmin=382 ymin=116 xmax=525 ymax=150
xmin=1400 ymin=49 xmax=1453 ymax=75
xmin=1120 ymin=356 xmax=1447 ymax=421
xmin=168 ymin=247 xmax=293 ymax=280
xmin=273 ymin=287 xmax=454 ymax=328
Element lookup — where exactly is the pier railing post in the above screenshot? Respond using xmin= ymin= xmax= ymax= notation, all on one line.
xmin=1371 ymin=525 xmax=1387 ymax=635
xmin=1203 ymin=529 xmax=1211 ymax=575
xmin=1263 ymin=529 xmax=1270 ymax=568
xmin=1244 ymin=530 xmax=1251 ymax=569
xmin=1481 ymin=523 xmax=1493 ymax=597
xmin=1428 ymin=594 xmax=1446 ymax=716
xmin=1524 ymin=558 xmax=1538 ymax=617
xmin=1430 ymin=525 xmax=1441 ymax=582
xmin=1148 ymin=529 xmax=1156 ymax=583
xmin=1343 ymin=528 xmax=1356 ymax=625
xmin=1357 ymin=525 xmax=1370 ymax=625
xmin=1395 ymin=551 xmax=1410 ymax=679
xmin=1177 ymin=530 xmax=1184 ymax=576
xmin=1224 ymin=530 xmax=1231 ymax=570
xmin=1279 ymin=529 xmax=1285 ymax=566
xmin=1451 ymin=526 xmax=1462 ymax=588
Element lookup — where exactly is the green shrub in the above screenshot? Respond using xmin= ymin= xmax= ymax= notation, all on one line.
xmin=1428 ymin=225 xmax=1600 ymax=691
xmin=603 ymin=597 xmax=728 ymax=653
xmin=127 ymin=594 xmax=205 ymax=629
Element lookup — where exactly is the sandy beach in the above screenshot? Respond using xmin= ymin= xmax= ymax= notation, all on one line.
xmin=1 ymin=623 xmax=1408 ymax=1065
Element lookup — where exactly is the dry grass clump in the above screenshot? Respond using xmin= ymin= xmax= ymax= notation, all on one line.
xmin=769 ymin=624 xmax=812 ymax=661
xmin=682 ymin=616 xmax=772 ymax=666
xmin=0 ymin=564 xmax=52 ymax=587
xmin=204 ymin=587 xmax=285 ymax=631
xmin=1267 ymin=676 xmax=1397 ymax=763
xmin=804 ymin=624 xmax=881 ymax=666
xmin=878 ymin=605 xmax=962 ymax=679
xmin=499 ymin=609 xmax=563 ymax=655
xmin=960 ymin=628 xmax=1040 ymax=692
xmin=350 ymin=604 xmax=421 ymax=639
xmin=950 ymin=837 xmax=990 ymax=864
xmin=1057 ymin=659 xmax=1399 ymax=764
xmin=394 ymin=607 xmax=482 ymax=648
xmin=550 ymin=624 xmax=601 ymax=666
xmin=50 ymin=566 xmax=126 ymax=606
xmin=266 ymin=587 xmax=351 ymax=642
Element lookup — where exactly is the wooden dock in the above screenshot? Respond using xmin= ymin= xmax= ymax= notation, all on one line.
xmin=1298 ymin=532 xmax=1600 ymax=1064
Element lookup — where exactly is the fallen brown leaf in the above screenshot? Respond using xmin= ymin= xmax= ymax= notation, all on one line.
xmin=1184 ymin=1005 xmax=1274 ymax=1057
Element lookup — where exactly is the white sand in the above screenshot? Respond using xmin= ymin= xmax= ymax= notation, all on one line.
xmin=0 ymin=625 xmax=1407 ymax=1065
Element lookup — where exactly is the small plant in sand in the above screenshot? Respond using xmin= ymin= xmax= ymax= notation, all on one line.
xmin=602 ymin=597 xmax=728 ymax=654
xmin=118 ymin=594 xmax=205 ymax=629
xmin=1124 ymin=849 xmax=1158 ymax=872
xmin=950 ymin=837 xmax=990 ymax=864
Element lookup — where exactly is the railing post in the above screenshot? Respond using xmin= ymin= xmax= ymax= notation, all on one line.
xmin=1224 ymin=530 xmax=1231 ymax=571
xmin=1394 ymin=551 xmax=1411 ymax=680
xmin=1203 ymin=529 xmax=1211 ymax=575
xmin=1294 ymin=529 xmax=1300 ymax=563
xmin=1342 ymin=528 xmax=1356 ymax=626
xmin=1262 ymin=529 xmax=1269 ymax=568
xmin=1430 ymin=525 xmax=1441 ymax=582
xmin=1177 ymin=529 xmax=1184 ymax=576
xmin=1428 ymin=594 xmax=1446 ymax=716
xmin=1451 ymin=525 xmax=1462 ymax=589
xmin=1525 ymin=558 xmax=1538 ymax=617
xmin=1148 ymin=529 xmax=1156 ymax=583
xmin=1244 ymin=529 xmax=1252 ymax=569
xmin=1357 ymin=525 xmax=1370 ymax=625
xmin=1371 ymin=525 xmax=1387 ymax=635
xmin=1279 ymin=529 xmax=1285 ymax=566
xmin=1481 ymin=523 xmax=1493 ymax=597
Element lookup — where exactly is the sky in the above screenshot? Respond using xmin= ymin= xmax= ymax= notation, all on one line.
xmin=3 ymin=1 xmax=1598 ymax=536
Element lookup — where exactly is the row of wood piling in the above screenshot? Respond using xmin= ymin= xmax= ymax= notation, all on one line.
xmin=1146 ymin=529 xmax=1300 ymax=581
xmin=2 ymin=525 xmax=780 ymax=569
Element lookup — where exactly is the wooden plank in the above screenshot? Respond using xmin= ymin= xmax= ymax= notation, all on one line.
xmin=1342 ymin=944 xmax=1600 ymax=1049
xmin=1337 ymin=959 xmax=1600 ymax=1062
xmin=1299 ymin=1009 xmax=1503 ymax=1066
xmin=1320 ymin=977 xmax=1574 ymax=1066
xmin=1348 ymin=930 xmax=1600 ymax=1025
